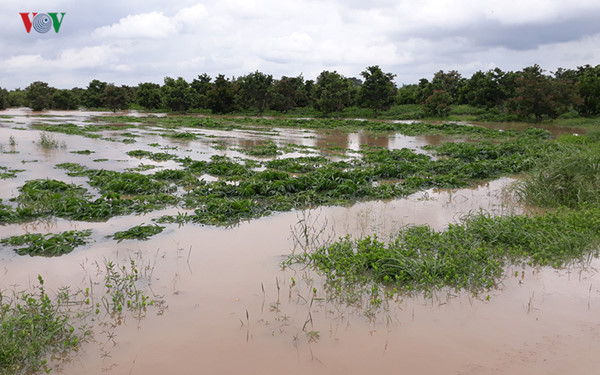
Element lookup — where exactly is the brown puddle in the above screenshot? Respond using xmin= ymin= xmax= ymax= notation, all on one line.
xmin=1 ymin=110 xmax=599 ymax=374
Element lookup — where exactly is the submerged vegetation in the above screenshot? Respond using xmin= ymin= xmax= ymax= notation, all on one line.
xmin=112 ymin=224 xmax=165 ymax=241
xmin=289 ymin=131 xmax=600 ymax=294
xmin=0 ymin=230 xmax=92 ymax=256
xmin=289 ymin=208 xmax=600 ymax=293
xmin=0 ymin=120 xmax=554 ymax=227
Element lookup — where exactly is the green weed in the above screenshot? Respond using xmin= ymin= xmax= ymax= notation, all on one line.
xmin=237 ymin=141 xmax=281 ymax=156
xmin=0 ymin=276 xmax=81 ymax=374
xmin=112 ymin=224 xmax=165 ymax=241
xmin=0 ymin=230 xmax=92 ymax=256
xmin=101 ymin=260 xmax=157 ymax=317
xmin=38 ymin=132 xmax=65 ymax=149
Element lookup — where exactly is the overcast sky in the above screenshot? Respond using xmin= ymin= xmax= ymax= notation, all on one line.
xmin=2 ymin=0 xmax=600 ymax=89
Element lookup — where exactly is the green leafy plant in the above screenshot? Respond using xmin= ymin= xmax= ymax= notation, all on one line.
xmin=0 ymin=276 xmax=81 ymax=374
xmin=112 ymin=224 xmax=165 ymax=241
xmin=101 ymin=260 xmax=156 ymax=316
xmin=0 ymin=230 xmax=92 ymax=256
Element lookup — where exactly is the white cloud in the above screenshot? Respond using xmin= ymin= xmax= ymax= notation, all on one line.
xmin=57 ymin=45 xmax=119 ymax=68
xmin=93 ymin=11 xmax=177 ymax=39
xmin=4 ymin=54 xmax=44 ymax=69
xmin=2 ymin=0 xmax=600 ymax=89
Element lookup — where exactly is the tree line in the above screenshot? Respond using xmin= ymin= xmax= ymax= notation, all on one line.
xmin=1 ymin=64 xmax=599 ymax=121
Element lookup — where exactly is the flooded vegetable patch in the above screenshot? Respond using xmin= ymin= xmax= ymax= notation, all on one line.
xmin=1 ymin=109 xmax=599 ymax=375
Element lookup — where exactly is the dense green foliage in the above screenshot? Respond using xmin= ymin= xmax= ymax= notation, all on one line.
xmin=235 ymin=71 xmax=273 ymax=115
xmin=358 ymin=65 xmax=397 ymax=116
xmin=312 ymin=71 xmax=355 ymax=116
xmin=161 ymin=77 xmax=193 ymax=113
xmin=25 ymin=81 xmax=54 ymax=111
xmin=8 ymin=63 xmax=600 ymax=120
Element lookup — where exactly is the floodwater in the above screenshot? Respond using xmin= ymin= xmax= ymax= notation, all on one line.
xmin=1 ymin=109 xmax=599 ymax=375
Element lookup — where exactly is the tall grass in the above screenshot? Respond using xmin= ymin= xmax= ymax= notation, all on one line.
xmin=515 ymin=136 xmax=600 ymax=208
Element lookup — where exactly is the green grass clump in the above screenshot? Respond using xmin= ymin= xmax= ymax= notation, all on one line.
xmin=162 ymin=131 xmax=198 ymax=140
xmin=292 ymin=208 xmax=600 ymax=292
xmin=0 ymin=277 xmax=81 ymax=374
xmin=237 ymin=141 xmax=281 ymax=156
xmin=87 ymin=170 xmax=174 ymax=195
xmin=127 ymin=149 xmax=178 ymax=161
xmin=516 ymin=142 xmax=600 ymax=208
xmin=112 ymin=224 xmax=164 ymax=241
xmin=15 ymin=179 xmax=90 ymax=218
xmin=1 ymin=230 xmax=92 ymax=256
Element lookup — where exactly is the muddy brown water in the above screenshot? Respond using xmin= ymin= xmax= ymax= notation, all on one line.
xmin=1 ymin=109 xmax=599 ymax=374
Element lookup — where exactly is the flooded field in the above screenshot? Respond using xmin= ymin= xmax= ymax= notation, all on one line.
xmin=1 ymin=109 xmax=599 ymax=374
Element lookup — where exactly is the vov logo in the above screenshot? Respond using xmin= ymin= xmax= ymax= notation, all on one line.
xmin=19 ymin=13 xmax=66 ymax=33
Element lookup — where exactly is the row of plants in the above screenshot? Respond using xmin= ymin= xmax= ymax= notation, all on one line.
xmin=7 ymin=64 xmax=600 ymax=122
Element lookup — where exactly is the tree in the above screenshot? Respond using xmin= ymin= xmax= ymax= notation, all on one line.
xmin=300 ymin=80 xmax=314 ymax=107
xmin=51 ymin=89 xmax=79 ymax=110
xmin=506 ymin=65 xmax=581 ymax=122
xmin=396 ymin=84 xmax=419 ymax=104
xmin=415 ymin=78 xmax=433 ymax=103
xmin=358 ymin=65 xmax=397 ymax=116
xmin=161 ymin=77 xmax=193 ymax=113
xmin=432 ymin=70 xmax=464 ymax=103
xmin=190 ymin=73 xmax=211 ymax=109
xmin=574 ymin=64 xmax=600 ymax=116
xmin=422 ymin=90 xmax=452 ymax=117
xmin=460 ymin=68 xmax=511 ymax=109
xmin=83 ymin=79 xmax=107 ymax=108
xmin=25 ymin=81 xmax=54 ymax=111
xmin=206 ymin=74 xmax=236 ymax=114
xmin=136 ymin=82 xmax=162 ymax=110
xmin=102 ymin=84 xmax=130 ymax=112
xmin=235 ymin=71 xmax=273 ymax=115
xmin=7 ymin=89 xmax=26 ymax=107
xmin=270 ymin=75 xmax=306 ymax=113
xmin=0 ymin=87 xmax=8 ymax=110
xmin=312 ymin=70 xmax=354 ymax=117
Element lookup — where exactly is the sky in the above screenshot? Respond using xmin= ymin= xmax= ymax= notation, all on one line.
xmin=2 ymin=0 xmax=600 ymax=90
